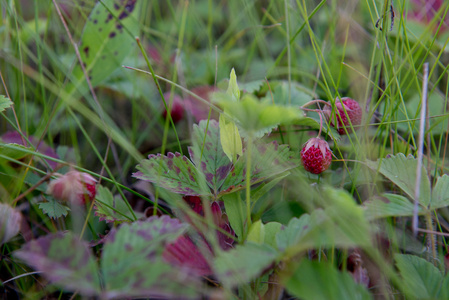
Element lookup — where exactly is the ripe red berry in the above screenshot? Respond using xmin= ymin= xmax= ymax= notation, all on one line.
xmin=300 ymin=138 xmax=332 ymax=174
xmin=325 ymin=97 xmax=362 ymax=135
xmin=162 ymin=93 xmax=184 ymax=124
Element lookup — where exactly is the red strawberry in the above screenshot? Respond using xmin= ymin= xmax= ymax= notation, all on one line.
xmin=47 ymin=171 xmax=97 ymax=205
xmin=300 ymin=138 xmax=332 ymax=174
xmin=325 ymin=97 xmax=362 ymax=135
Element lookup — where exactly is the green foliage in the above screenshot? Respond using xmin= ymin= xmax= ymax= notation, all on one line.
xmin=218 ymin=93 xmax=302 ymax=138
xmin=134 ymin=120 xmax=299 ymax=198
xmin=285 ymin=260 xmax=372 ymax=300
xmin=68 ymin=0 xmax=141 ymax=94
xmin=278 ymin=187 xmax=370 ymax=257
xmin=219 ymin=114 xmax=243 ymax=163
xmin=14 ymin=232 xmax=102 ymax=295
xmin=364 ymin=193 xmax=422 ymax=220
xmin=14 ymin=216 xmax=201 ymax=298
xmin=367 ymin=154 xmax=431 ymax=207
xmin=94 ymin=185 xmax=136 ymax=223
xmin=38 ymin=198 xmax=70 ymax=219
xmin=214 ymin=242 xmax=278 ymax=288
xmin=395 ymin=254 xmax=447 ymax=299
xmin=0 ymin=95 xmax=13 ymax=112
xmin=220 ymin=68 xmax=243 ymax=162
xmin=223 ymin=193 xmax=245 ymax=241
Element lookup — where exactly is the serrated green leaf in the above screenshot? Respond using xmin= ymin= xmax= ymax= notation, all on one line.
xmin=133 ymin=152 xmax=207 ymax=196
xmin=240 ymin=79 xmax=264 ymax=93
xmin=214 ymin=242 xmax=278 ymax=288
xmin=14 ymin=232 xmax=101 ymax=295
xmin=364 ymin=193 xmax=423 ymax=220
xmin=219 ymin=114 xmax=243 ymax=163
xmin=0 ymin=95 xmax=13 ymax=112
xmin=395 ymin=254 xmax=443 ymax=299
xmin=219 ymin=141 xmax=300 ymax=196
xmin=218 ymin=94 xmax=302 ymax=137
xmin=68 ymin=0 xmax=140 ymax=94
xmin=101 ymin=216 xmax=200 ymax=298
xmin=431 ymin=174 xmax=449 ymax=210
xmin=189 ymin=120 xmax=233 ymax=192
xmin=0 ymin=204 xmax=22 ymax=245
xmin=279 ymin=187 xmax=370 ymax=257
xmin=262 ymin=80 xmax=315 ymax=107
xmin=94 ymin=185 xmax=136 ymax=223
xmin=38 ymin=199 xmax=70 ymax=219
xmin=285 ymin=260 xmax=372 ymax=300
xmin=366 ymin=154 xmax=431 ymax=207
xmin=226 ymin=68 xmax=240 ymax=101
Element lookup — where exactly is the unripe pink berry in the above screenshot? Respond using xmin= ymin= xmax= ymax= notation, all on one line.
xmin=47 ymin=171 xmax=97 ymax=205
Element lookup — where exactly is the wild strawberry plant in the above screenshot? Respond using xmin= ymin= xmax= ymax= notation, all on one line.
xmin=2 ymin=0 xmax=449 ymax=299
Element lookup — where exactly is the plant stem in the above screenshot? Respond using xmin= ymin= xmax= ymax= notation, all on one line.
xmin=425 ymin=212 xmax=437 ymax=263
xmin=246 ymin=136 xmax=253 ymax=231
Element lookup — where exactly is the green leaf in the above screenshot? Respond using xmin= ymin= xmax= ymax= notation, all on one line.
xmin=395 ymin=254 xmax=443 ymax=299
xmin=101 ymin=216 xmax=200 ymax=298
xmin=189 ymin=120 xmax=234 ymax=192
xmin=0 ymin=204 xmax=22 ymax=245
xmin=247 ymin=220 xmax=265 ymax=244
xmin=364 ymin=194 xmax=418 ymax=219
xmin=218 ymin=94 xmax=302 ymax=137
xmin=69 ymin=0 xmax=140 ymax=94
xmin=133 ymin=152 xmax=207 ymax=196
xmin=94 ymin=186 xmax=136 ymax=223
xmin=223 ymin=193 xmax=245 ymax=241
xmin=219 ymin=114 xmax=243 ymax=163
xmin=226 ymin=68 xmax=240 ymax=101
xmin=219 ymin=141 xmax=300 ymax=196
xmin=278 ymin=187 xmax=370 ymax=257
xmin=251 ymin=172 xmax=289 ymax=204
xmin=263 ymin=222 xmax=283 ymax=249
xmin=285 ymin=260 xmax=372 ymax=300
xmin=0 ymin=95 xmax=13 ymax=112
xmin=364 ymin=193 xmax=423 ymax=220
xmin=261 ymin=80 xmax=315 ymax=107
xmin=14 ymin=232 xmax=102 ymax=295
xmin=214 ymin=242 xmax=278 ymax=288
xmin=240 ymin=79 xmax=264 ymax=93
xmin=430 ymin=174 xmax=449 ymax=210
xmin=38 ymin=199 xmax=70 ymax=219
xmin=366 ymin=154 xmax=431 ymax=207
xmin=0 ymin=143 xmax=32 ymax=164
